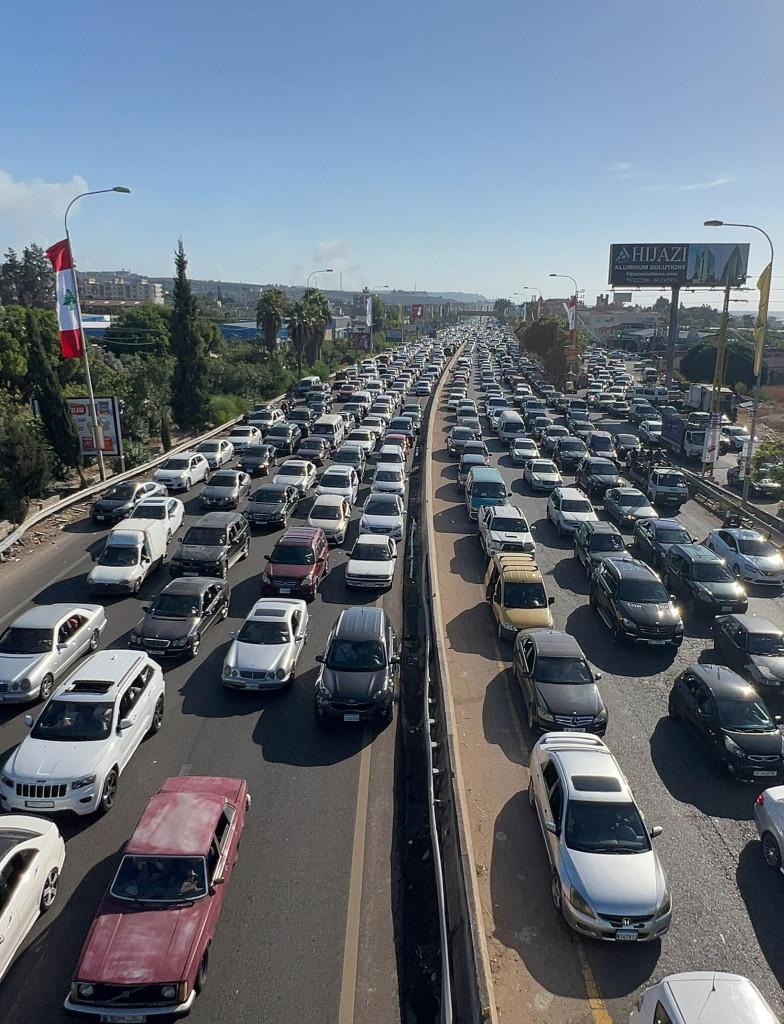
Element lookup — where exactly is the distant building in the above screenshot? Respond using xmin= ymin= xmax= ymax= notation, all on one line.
xmin=78 ymin=271 xmax=164 ymax=305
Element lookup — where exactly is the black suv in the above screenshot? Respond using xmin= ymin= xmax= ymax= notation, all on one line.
xmin=573 ymin=520 xmax=631 ymax=577
xmin=266 ymin=421 xmax=302 ymax=456
xmin=575 ymin=456 xmax=621 ymax=499
xmin=169 ymin=511 xmax=250 ymax=578
xmin=553 ymin=436 xmax=587 ymax=473
xmin=315 ymin=606 xmax=399 ymax=724
xmin=512 ymin=628 xmax=606 ymax=735
xmin=590 ymin=556 xmax=684 ymax=647
xmin=663 ymin=543 xmax=748 ymax=618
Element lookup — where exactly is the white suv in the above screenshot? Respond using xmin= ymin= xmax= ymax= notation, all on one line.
xmin=0 ymin=651 xmax=165 ymax=817
xmin=478 ymin=503 xmax=536 ymax=557
xmin=546 ymin=486 xmax=598 ymax=537
xmin=153 ymin=451 xmax=210 ymax=491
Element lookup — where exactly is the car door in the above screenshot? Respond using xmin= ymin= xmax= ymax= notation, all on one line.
xmin=725 ymin=622 xmax=748 ymax=672
xmin=166 ymin=498 xmax=182 ymax=535
xmin=117 ymin=667 xmax=155 ymax=765
xmin=515 ymin=637 xmax=536 ymax=706
xmin=539 ymin=761 xmax=564 ymax=869
xmin=201 ymin=584 xmax=221 ymax=631
xmin=665 ymin=551 xmax=686 ymax=599
xmin=0 ymin=852 xmax=38 ymax=979
xmin=605 ymin=489 xmax=619 ymax=522
xmin=291 ymin=607 xmax=308 ymax=663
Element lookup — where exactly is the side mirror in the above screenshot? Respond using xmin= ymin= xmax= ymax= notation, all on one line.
xmin=669 ymin=594 xmax=677 ymax=603
xmin=24 ymin=714 xmax=33 ymax=727
xmin=230 ymin=631 xmax=237 ymax=640
xmin=142 ymin=606 xmax=150 ymax=613
xmin=212 ymin=874 xmax=225 ymax=886
xmin=544 ymin=821 xmax=558 ymax=835
xmin=649 ymin=825 xmax=663 ymax=839
xmin=391 ymin=654 xmax=401 ymax=665
xmin=315 ymin=653 xmax=325 ymax=663
xmin=264 ymin=553 xmax=270 ymax=560
xmin=548 ymin=596 xmax=555 ymax=605
xmin=775 ymin=715 xmax=782 ymax=725
xmin=57 ymin=642 xmax=68 ymax=651
xmin=118 ymin=718 xmax=133 ymax=731
xmin=507 ymin=491 xmax=512 ymax=497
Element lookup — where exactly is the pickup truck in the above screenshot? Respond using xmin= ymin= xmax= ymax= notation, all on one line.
xmin=625 ymin=450 xmax=690 ymax=508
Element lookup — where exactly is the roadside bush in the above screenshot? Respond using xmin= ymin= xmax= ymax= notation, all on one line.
xmin=122 ymin=440 xmax=154 ymax=470
xmin=208 ymin=394 xmax=251 ymax=425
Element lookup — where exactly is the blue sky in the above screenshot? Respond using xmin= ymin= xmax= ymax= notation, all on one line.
xmin=2 ymin=0 xmax=784 ymax=309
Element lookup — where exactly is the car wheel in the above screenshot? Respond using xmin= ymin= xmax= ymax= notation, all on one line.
xmin=550 ymin=872 xmax=563 ymax=913
xmin=38 ymin=673 xmax=55 ymax=703
xmin=242 ymin=539 xmax=250 ymax=560
xmin=132 ymin=577 xmax=142 ymax=595
xmin=527 ymin=702 xmax=537 ymax=731
xmin=195 ymin=946 xmax=210 ymax=993
xmin=588 ymin=586 xmax=597 ymax=609
xmin=40 ymin=867 xmax=59 ymax=913
xmin=98 ymin=769 xmax=119 ymax=815
xmin=166 ymin=529 xmax=173 ymax=545
xmin=191 ymin=634 xmax=201 ymax=658
xmin=149 ymin=696 xmax=165 ymax=735
xmin=185 ymin=478 xmax=192 ymax=490
xmin=527 ymin=777 xmax=536 ymax=809
xmin=220 ymin=601 xmax=229 ymax=621
xmin=89 ymin=629 xmax=100 ymax=653
xmin=761 ymin=831 xmax=783 ymax=871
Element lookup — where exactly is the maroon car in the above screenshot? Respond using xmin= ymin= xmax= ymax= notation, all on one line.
xmin=65 ymin=775 xmax=250 ymax=1020
xmin=261 ymin=526 xmax=330 ymax=601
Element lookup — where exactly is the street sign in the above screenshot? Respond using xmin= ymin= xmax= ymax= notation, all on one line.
xmin=609 ymin=243 xmax=749 ymax=288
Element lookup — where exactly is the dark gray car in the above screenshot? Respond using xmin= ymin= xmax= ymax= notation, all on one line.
xmin=90 ymin=480 xmax=165 ymax=524
xmin=130 ymin=577 xmax=229 ymax=658
xmin=237 ymin=443 xmax=277 ymax=477
xmin=244 ymin=483 xmax=300 ymax=528
xmin=169 ymin=512 xmax=250 ymax=578
xmin=199 ymin=470 xmax=252 ymax=510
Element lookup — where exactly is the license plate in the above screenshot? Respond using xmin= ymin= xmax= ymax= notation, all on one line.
xmin=244 ymin=683 xmax=260 ymax=690
xmin=279 ymin=587 xmax=291 ymax=594
xmin=721 ymin=606 xmax=732 ymax=613
xmin=100 ymin=1016 xmax=146 ymax=1023
xmin=94 ymin=515 xmax=105 ymax=521
xmin=754 ymin=770 xmax=778 ymax=777
xmin=649 ymin=640 xmax=667 ymax=646
xmin=615 ymin=929 xmax=639 ymax=942
xmin=344 ymin=713 xmax=360 ymax=722
xmin=26 ymin=800 xmax=55 ymax=808
xmin=182 ymin=571 xmax=197 ymax=577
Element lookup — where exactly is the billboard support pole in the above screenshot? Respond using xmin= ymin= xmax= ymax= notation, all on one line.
xmin=664 ymin=286 xmax=679 ymax=392
xmin=702 ymin=281 xmax=732 ymax=477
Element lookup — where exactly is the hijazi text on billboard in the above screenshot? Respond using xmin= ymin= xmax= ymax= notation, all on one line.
xmin=609 ymin=243 xmax=749 ymax=288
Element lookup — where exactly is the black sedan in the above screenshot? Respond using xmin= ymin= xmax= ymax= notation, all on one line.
xmin=244 ymin=483 xmax=300 ymax=528
xmin=129 ymin=577 xmax=229 ymax=658
xmin=632 ymin=517 xmax=695 ymax=570
xmin=238 ymin=443 xmax=277 ymax=477
xmin=668 ymin=664 xmax=784 ymax=781
xmin=266 ymin=422 xmax=302 ymax=457
xmin=296 ymin=436 xmax=331 ymax=466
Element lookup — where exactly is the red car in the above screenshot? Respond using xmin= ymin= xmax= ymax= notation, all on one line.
xmin=65 ymin=775 xmax=250 ymax=1020
xmin=262 ymin=525 xmax=330 ymax=601
xmin=382 ymin=432 xmax=411 ymax=455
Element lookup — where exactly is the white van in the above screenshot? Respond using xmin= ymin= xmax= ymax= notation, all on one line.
xmin=311 ymin=413 xmax=346 ymax=450
xmin=87 ymin=518 xmax=168 ymax=595
xmin=496 ymin=410 xmax=527 ymax=447
xmin=640 ymin=384 xmax=670 ymax=405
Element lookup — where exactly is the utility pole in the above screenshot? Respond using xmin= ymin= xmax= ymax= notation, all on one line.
xmin=702 ymin=281 xmax=732 ymax=477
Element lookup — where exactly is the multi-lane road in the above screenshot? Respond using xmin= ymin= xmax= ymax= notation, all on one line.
xmin=0 ymin=437 xmax=408 ymax=1023
xmin=429 ymin=351 xmax=784 ymax=1024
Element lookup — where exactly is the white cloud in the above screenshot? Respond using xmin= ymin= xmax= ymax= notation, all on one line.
xmin=677 ymin=176 xmax=732 ymax=191
xmin=608 ymin=161 xmax=632 ymax=173
xmin=314 ymin=239 xmax=350 ymax=264
xmin=0 ymin=170 xmax=88 ymax=238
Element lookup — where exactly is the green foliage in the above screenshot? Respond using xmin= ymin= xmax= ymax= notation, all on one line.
xmin=678 ymin=304 xmax=722 ymax=329
xmin=0 ymin=395 xmax=53 ymax=523
xmin=208 ymin=394 xmax=251 ymax=425
xmin=0 ymin=245 xmax=55 ymax=309
xmin=169 ymin=240 xmax=211 ymax=430
xmin=494 ymin=298 xmax=513 ymax=316
xmin=102 ymin=305 xmax=172 ymax=357
xmin=255 ymin=287 xmax=289 ymax=355
xmin=679 ymin=337 xmax=765 ymax=390
xmin=515 ymin=316 xmax=569 ymax=384
xmin=122 ymin=440 xmax=153 ymax=470
xmin=752 ymin=441 xmax=784 ymax=486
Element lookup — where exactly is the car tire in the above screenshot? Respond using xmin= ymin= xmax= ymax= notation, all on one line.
xmin=132 ymin=577 xmax=142 ymax=595
xmin=39 ymin=673 xmax=55 ymax=703
xmin=185 ymin=478 xmax=192 ymax=490
xmin=148 ymin=696 xmax=165 ymax=735
xmin=191 ymin=634 xmax=201 ymax=658
xmin=89 ymin=629 xmax=100 ymax=653
xmin=195 ymin=945 xmax=210 ymax=994
xmin=98 ymin=769 xmax=119 ymax=816
xmin=220 ymin=602 xmax=229 ymax=621
xmin=527 ymin=702 xmax=537 ymax=731
xmin=527 ymin=777 xmax=536 ymax=809
xmin=667 ymin=693 xmax=679 ymax=719
xmin=40 ymin=867 xmax=59 ymax=913
xmin=242 ymin=539 xmax=250 ymax=561
xmin=761 ymin=831 xmax=783 ymax=871
xmin=550 ymin=871 xmax=563 ymax=913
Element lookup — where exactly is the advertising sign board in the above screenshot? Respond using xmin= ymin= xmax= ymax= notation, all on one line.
xmin=609 ymin=243 xmax=749 ymax=289
xmin=67 ymin=396 xmax=123 ymax=456
xmin=412 ymin=304 xmax=424 ymax=320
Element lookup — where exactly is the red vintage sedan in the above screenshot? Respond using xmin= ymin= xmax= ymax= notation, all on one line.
xmin=65 ymin=775 xmax=250 ymax=1021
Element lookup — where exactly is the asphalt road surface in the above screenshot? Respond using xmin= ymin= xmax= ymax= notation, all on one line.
xmin=0 ymin=437 xmax=408 ymax=1024
xmin=429 ymin=364 xmax=784 ymax=1024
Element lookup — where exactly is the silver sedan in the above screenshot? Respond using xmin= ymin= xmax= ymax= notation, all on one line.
xmin=753 ymin=785 xmax=784 ymax=873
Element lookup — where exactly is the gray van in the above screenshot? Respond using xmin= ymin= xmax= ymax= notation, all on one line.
xmin=496 ymin=410 xmax=527 ymax=447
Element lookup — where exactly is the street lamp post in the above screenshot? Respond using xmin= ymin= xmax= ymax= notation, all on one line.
xmin=524 ymin=286 xmax=543 ymax=320
xmin=549 ymin=273 xmax=579 ymax=336
xmin=306 ymin=268 xmax=333 ymax=291
xmin=704 ymin=220 xmax=774 ymax=508
xmin=64 ymin=186 xmax=131 ymax=482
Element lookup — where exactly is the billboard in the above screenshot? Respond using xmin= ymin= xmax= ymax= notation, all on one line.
xmin=609 ymin=243 xmax=749 ymax=288
xmin=67 ymin=396 xmax=123 ymax=456
xmin=411 ymin=304 xmax=424 ymax=320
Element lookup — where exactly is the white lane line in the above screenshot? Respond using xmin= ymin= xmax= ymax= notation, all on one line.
xmin=0 ymin=549 xmax=92 ymax=626
xmin=337 ymin=734 xmax=373 ymax=1024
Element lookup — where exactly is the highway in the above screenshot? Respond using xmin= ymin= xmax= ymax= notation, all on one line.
xmin=428 ymin=354 xmax=784 ymax=1024
xmin=0 ymin=429 xmax=409 ymax=1023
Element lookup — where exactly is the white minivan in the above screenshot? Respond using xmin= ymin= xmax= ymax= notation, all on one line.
xmin=496 ymin=409 xmax=526 ymax=447
xmin=311 ymin=413 xmax=346 ymax=451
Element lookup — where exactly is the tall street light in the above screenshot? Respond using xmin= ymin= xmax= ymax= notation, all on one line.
xmin=704 ymin=220 xmax=774 ymax=509
xmin=549 ymin=272 xmax=579 ymax=338
xmin=64 ymin=186 xmax=131 ymax=481
xmin=524 ymin=286 xmax=543 ymax=320
xmin=306 ymin=268 xmax=333 ymax=291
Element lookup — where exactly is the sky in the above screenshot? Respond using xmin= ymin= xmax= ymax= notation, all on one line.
xmin=2 ymin=0 xmax=784 ymax=310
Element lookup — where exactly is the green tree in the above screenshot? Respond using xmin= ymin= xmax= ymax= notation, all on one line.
xmin=753 ymin=440 xmax=784 ymax=487
xmin=24 ymin=309 xmax=86 ymax=485
xmin=494 ymin=298 xmax=513 ymax=317
xmin=679 ymin=337 xmax=764 ymax=390
xmin=0 ymin=395 xmax=53 ymax=523
xmin=255 ymin=287 xmax=289 ymax=355
xmin=302 ymin=289 xmax=332 ymax=365
xmin=18 ymin=245 xmax=55 ymax=309
xmin=0 ymin=248 xmax=21 ymax=305
xmin=169 ymin=240 xmax=210 ymax=430
xmin=286 ymin=299 xmax=313 ymax=376
xmin=102 ymin=305 xmax=172 ymax=357
xmin=515 ymin=316 xmax=569 ymax=385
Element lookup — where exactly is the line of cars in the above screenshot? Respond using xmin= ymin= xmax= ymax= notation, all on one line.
xmin=438 ymin=325 xmax=784 ymax=964
xmin=0 ymin=345 xmax=449 ymax=1015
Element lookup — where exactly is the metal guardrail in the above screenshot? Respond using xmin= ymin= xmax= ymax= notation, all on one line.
xmin=0 ymin=397 xmax=288 ymax=559
xmin=682 ymin=469 xmax=784 ymax=545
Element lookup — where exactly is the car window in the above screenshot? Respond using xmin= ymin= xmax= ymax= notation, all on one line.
xmin=0 ymin=850 xmax=37 ymax=910
xmin=652 ymin=1002 xmax=674 ymax=1024
xmin=214 ymin=805 xmax=236 ymax=850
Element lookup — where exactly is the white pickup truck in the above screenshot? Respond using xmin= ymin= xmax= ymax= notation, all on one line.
xmin=478 ymin=504 xmax=536 ymax=558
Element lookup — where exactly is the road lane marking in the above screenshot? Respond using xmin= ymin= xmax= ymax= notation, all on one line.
xmin=577 ymin=940 xmax=613 ymax=1024
xmin=0 ymin=549 xmax=92 ymax=626
xmin=338 ymin=738 xmax=372 ymax=1024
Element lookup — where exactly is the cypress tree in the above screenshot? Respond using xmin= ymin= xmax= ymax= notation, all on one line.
xmin=170 ymin=240 xmax=210 ymax=430
xmin=25 ymin=310 xmax=86 ymax=485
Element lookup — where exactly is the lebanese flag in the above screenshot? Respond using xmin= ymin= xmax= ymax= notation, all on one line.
xmin=46 ymin=239 xmax=83 ymax=358
xmin=565 ymin=295 xmax=577 ymax=340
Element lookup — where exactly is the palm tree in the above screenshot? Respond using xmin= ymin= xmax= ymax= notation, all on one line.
xmin=286 ymin=300 xmax=314 ymax=376
xmin=255 ymin=287 xmax=289 ymax=355
xmin=302 ymin=289 xmax=332 ymax=365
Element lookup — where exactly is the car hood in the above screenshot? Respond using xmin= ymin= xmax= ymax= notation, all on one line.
xmin=248 ymin=500 xmax=285 ymax=514
xmin=267 ymin=562 xmax=310 ymax=580
xmin=240 ymin=456 xmax=269 ymax=466
xmin=323 ymin=667 xmax=387 ymax=699
xmin=9 ymin=738 xmax=107 ymax=780
xmin=695 ymin=582 xmax=744 ymax=601
xmin=565 ymin=848 xmax=664 ymax=917
xmin=724 ymin=727 xmax=783 ymax=756
xmin=591 ymin=474 xmax=620 ymax=485
xmin=174 ymin=544 xmax=225 ymax=561
xmin=92 ymin=498 xmax=130 ymax=512
xmin=749 ymin=655 xmax=784 ymax=682
xmin=489 ymin=531 xmax=534 ymax=546
xmin=0 ymin=653 xmax=41 ymax=683
xmin=362 ymin=513 xmax=401 ymax=527
xmin=228 ymin=640 xmax=292 ymax=673
xmin=505 ymin=607 xmax=554 ymax=630
xmin=138 ymin=615 xmax=198 ymax=641
xmin=201 ymin=486 xmax=238 ymax=500
xmin=535 ymin=682 xmax=603 ymax=718
xmin=88 ymin=564 xmax=141 ymax=584
xmin=154 ymin=469 xmax=186 ymax=480
xmin=532 ymin=473 xmax=561 ymax=484
xmin=77 ymin=900 xmax=205 ymax=985
xmin=309 ymin=516 xmax=347 ymax=532
xmin=618 ymin=503 xmax=656 ymax=518
xmin=347 ymin=558 xmax=394 ymax=577
xmin=618 ymin=600 xmax=680 ymax=626
xmin=742 ymin=555 xmax=784 ymax=573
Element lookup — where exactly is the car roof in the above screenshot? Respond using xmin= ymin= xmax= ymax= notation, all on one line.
xmin=334 ymin=605 xmax=387 ymax=640
xmin=718 ymin=613 xmax=781 ymax=635
xmin=585 ymin=521 xmax=620 ymax=535
xmin=549 ymin=745 xmax=631 ymax=804
xmin=279 ymin=527 xmax=321 ymax=544
xmin=58 ymin=650 xmax=151 ymax=699
xmin=195 ymin=511 xmax=243 ymax=526
xmin=603 ymin=557 xmax=655 ymax=578
xmin=247 ymin=598 xmax=304 ymax=621
xmin=486 ymin=504 xmax=525 ymax=519
xmin=669 ymin=543 xmax=723 ymax=562
xmin=135 ymin=495 xmax=171 ymax=506
xmin=311 ymin=493 xmax=347 ymax=506
xmin=12 ymin=604 xmax=99 ymax=628
xmin=554 ymin=487 xmax=588 ymax=500
xmin=721 ymin=528 xmax=765 ymax=540
xmin=658 ymin=973 xmax=779 ymax=1024
xmin=522 ymin=628 xmax=583 ymax=658
xmin=126 ymin=791 xmax=229 ymax=857
xmin=159 ymin=577 xmax=219 ymax=596
xmin=687 ymin=663 xmax=752 ymax=695
xmin=354 ymin=535 xmax=392 ymax=547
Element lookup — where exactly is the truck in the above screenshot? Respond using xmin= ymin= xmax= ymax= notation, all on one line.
xmin=660 ymin=411 xmax=707 ymax=462
xmin=87 ymin=518 xmax=168 ymax=595
xmin=625 ymin=450 xmax=690 ymax=508
xmin=684 ymin=383 xmax=734 ymax=414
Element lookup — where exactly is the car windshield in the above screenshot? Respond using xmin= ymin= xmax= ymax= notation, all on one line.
xmin=103 ymin=483 xmax=135 ymax=500
xmin=366 ymin=498 xmax=399 ymax=515
xmin=333 ymin=449 xmax=361 ymax=465
xmin=321 ymin=472 xmax=348 ymax=487
xmin=564 ymin=800 xmax=650 ymax=854
xmin=326 ymin=639 xmax=387 ymax=671
xmin=591 ymin=461 xmax=617 ymax=475
xmin=277 ymin=465 xmax=304 ymax=477
xmin=493 ymin=517 xmax=529 ymax=533
xmin=591 ymin=438 xmax=613 ymax=450
xmin=504 ymin=582 xmax=548 ymax=609
xmin=162 ymin=458 xmax=189 ymax=470
xmin=31 ymin=699 xmax=114 ymax=741
xmin=208 ymin=474 xmax=238 ymax=488
xmin=474 ymin=482 xmax=506 ymax=498
xmin=238 ymin=619 xmax=291 ymax=644
xmin=747 ymin=632 xmax=784 ymax=655
xmin=590 ymin=533 xmax=625 ymax=552
xmin=151 ymin=593 xmax=200 ymax=617
xmin=99 ymin=546 xmax=139 ymax=567
xmin=562 ymin=499 xmax=593 ymax=513
xmin=245 ymin=446 xmax=272 ymax=458
xmin=531 ymin=461 xmax=556 ymax=474
xmin=617 ymin=579 xmax=669 ymax=603
xmin=656 ymin=473 xmax=685 ymax=487
xmin=312 ymin=504 xmax=343 ymax=521
xmin=111 ymin=855 xmax=208 ymax=902
xmin=737 ymin=537 xmax=778 ymax=558
xmin=559 ymin=439 xmax=585 ymax=451
xmin=692 ymin=563 xmax=733 ymax=583
xmin=252 ymin=487 xmax=287 ymax=504
xmin=272 ymin=544 xmax=314 ymax=564
xmin=655 ymin=527 xmax=692 ymax=545
xmin=619 ymin=494 xmax=649 ymax=508
xmin=716 ymin=697 xmax=775 ymax=732
xmin=0 ymin=627 xmax=53 ymax=654
xmin=452 ymin=428 xmax=472 ymax=440
xmin=183 ymin=527 xmax=226 ymax=546
xmin=132 ymin=505 xmax=166 ymax=519
xmin=352 ymin=543 xmax=391 ymax=562
xmin=376 ymin=470 xmax=401 ymax=482
xmin=533 ymin=657 xmax=592 ymax=684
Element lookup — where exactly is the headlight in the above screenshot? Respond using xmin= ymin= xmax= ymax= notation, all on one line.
xmin=502 ymin=621 xmax=517 ymax=631
xmin=261 ymin=572 xmax=270 ymax=583
xmin=536 ymin=706 xmax=555 ymax=723
xmin=72 ymin=774 xmax=97 ymax=790
xmin=593 ymin=707 xmax=608 ymax=725
xmin=568 ymin=886 xmax=595 ymax=918
xmin=657 ymin=889 xmax=671 ymax=917
xmin=724 ymin=735 xmax=745 ymax=759
xmin=77 ymin=983 xmax=95 ymax=999
xmin=175 ymin=636 xmax=189 ymax=647
xmin=318 ymin=681 xmax=333 ymax=698
xmin=1 ymin=773 xmax=13 ymax=787
xmin=129 ymin=632 xmax=141 ymax=645
xmin=20 ymin=678 xmax=31 ymax=692
xmin=620 ymin=617 xmax=638 ymax=630
xmin=275 ymin=667 xmax=287 ymax=680
xmin=161 ymin=985 xmax=178 ymax=1001
xmin=302 ymin=572 xmax=314 ymax=584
